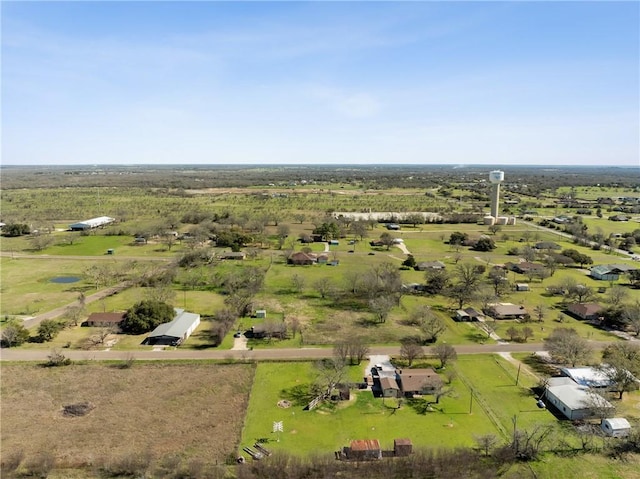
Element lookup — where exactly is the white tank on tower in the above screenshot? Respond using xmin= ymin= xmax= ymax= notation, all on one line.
xmin=489 ymin=170 xmax=504 ymax=219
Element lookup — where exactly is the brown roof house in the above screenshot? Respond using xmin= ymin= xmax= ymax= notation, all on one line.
xmin=84 ymin=312 xmax=125 ymax=328
xmin=567 ymin=303 xmax=603 ymax=321
xmin=288 ymin=251 xmax=318 ymax=265
xmin=346 ymin=440 xmax=382 ymax=461
xmin=397 ymin=368 xmax=443 ymax=397
xmin=486 ymin=303 xmax=529 ymax=320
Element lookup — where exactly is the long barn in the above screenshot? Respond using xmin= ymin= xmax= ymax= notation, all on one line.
xmin=69 ymin=216 xmax=115 ymax=231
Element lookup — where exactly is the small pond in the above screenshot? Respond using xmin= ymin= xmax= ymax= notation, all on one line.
xmin=50 ymin=276 xmax=81 ymax=284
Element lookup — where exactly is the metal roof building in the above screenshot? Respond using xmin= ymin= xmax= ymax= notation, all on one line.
xmin=69 ymin=216 xmax=115 ymax=231
xmin=545 ymin=377 xmax=614 ymax=420
xmin=560 ymin=367 xmax=613 ymax=388
xmin=145 ymin=309 xmax=201 ymax=346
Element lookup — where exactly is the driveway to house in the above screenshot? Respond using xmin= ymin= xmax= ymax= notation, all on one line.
xmin=231 ymin=334 xmax=249 ymax=351
xmin=394 ymin=242 xmax=411 ymax=255
xmin=21 ymin=281 xmax=134 ymax=330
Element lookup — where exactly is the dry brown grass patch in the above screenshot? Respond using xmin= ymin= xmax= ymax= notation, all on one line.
xmin=1 ymin=362 xmax=255 ymax=473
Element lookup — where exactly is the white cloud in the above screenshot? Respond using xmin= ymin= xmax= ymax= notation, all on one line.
xmin=308 ymin=87 xmax=381 ymax=119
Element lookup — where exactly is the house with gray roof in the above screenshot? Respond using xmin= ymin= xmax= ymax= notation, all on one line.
xmin=144 ymin=309 xmax=201 ymax=346
xmin=544 ymin=377 xmax=614 ymax=420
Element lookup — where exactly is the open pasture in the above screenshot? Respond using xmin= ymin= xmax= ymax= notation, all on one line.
xmin=0 ymin=362 xmax=255 ymax=475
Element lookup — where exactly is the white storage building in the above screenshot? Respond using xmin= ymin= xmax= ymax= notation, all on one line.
xmin=145 ymin=309 xmax=201 ymax=346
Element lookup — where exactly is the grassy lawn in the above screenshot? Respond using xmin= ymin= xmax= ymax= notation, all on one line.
xmin=454 ymin=355 xmax=557 ymax=437
xmin=530 ymin=451 xmax=640 ymax=479
xmin=241 ymin=361 xmax=501 ymax=457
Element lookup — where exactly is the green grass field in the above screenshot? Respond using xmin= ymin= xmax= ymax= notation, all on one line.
xmin=241 ymin=359 xmax=532 ymax=457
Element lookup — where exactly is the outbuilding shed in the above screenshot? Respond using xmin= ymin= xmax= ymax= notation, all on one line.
xmin=347 ymin=440 xmax=382 ymax=460
xmin=601 ymin=418 xmax=631 ymax=437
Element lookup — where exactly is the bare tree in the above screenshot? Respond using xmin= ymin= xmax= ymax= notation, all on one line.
xmin=314 ymin=358 xmax=347 ymax=399
xmin=508 ymin=424 xmax=554 ymax=461
xmin=506 ymin=327 xmax=521 ymax=342
xmin=333 ymin=341 xmax=349 ymax=365
xmin=601 ymin=342 xmax=640 ymax=399
xmin=488 ymin=268 xmax=509 ymax=296
xmin=288 ymin=317 xmax=301 ymax=339
xmin=474 ymin=434 xmax=499 ymax=457
xmin=521 ymin=246 xmax=537 ymax=262
xmin=567 ymin=284 xmax=595 ymax=303
xmin=291 ymin=274 xmax=306 ymax=293
xmin=314 ymin=277 xmax=334 ymax=299
xmin=434 ymin=343 xmax=457 ymax=368
xmin=417 ymin=307 xmax=447 ymax=343
xmin=623 ymin=300 xmax=640 ymax=336
xmin=63 ymin=304 xmax=86 ymax=327
xmin=276 ymin=224 xmax=290 ymax=249
xmin=351 ymin=221 xmax=368 ymax=242
xmin=607 ymin=285 xmax=629 ymax=307
xmin=144 ymin=283 xmax=176 ymax=304
xmin=544 ymin=328 xmax=593 ymax=366
xmin=400 ymin=338 xmax=423 ymax=367
xmin=347 ymin=336 xmax=370 ymax=365
xmin=369 ymin=295 xmax=396 ymax=323
xmin=343 ymin=270 xmax=361 ymax=295
xmin=533 ymin=305 xmax=546 ymax=323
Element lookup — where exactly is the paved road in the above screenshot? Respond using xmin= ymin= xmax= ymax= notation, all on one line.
xmin=0 ymin=341 xmax=613 ymax=362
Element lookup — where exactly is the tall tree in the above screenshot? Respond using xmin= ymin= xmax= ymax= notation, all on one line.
xmin=447 ymin=263 xmax=482 ymax=309
xmin=120 ymin=300 xmax=174 ymax=334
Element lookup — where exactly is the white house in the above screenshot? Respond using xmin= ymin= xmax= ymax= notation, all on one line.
xmin=544 ymin=377 xmax=614 ymax=421
xmin=601 ymin=418 xmax=631 ymax=437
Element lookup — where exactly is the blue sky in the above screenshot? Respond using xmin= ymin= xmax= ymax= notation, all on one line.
xmin=2 ymin=1 xmax=638 ymax=166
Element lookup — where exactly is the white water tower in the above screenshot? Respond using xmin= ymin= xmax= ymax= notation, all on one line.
xmin=489 ymin=170 xmax=504 ymax=219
